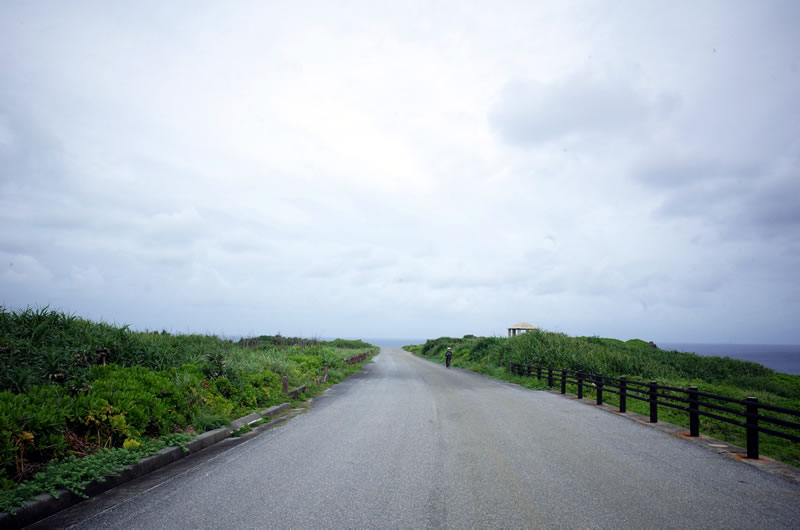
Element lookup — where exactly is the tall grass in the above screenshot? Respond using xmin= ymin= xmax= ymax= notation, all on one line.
xmin=0 ymin=306 xmax=234 ymax=392
xmin=0 ymin=306 xmax=377 ymax=505
xmin=418 ymin=331 xmax=787 ymax=395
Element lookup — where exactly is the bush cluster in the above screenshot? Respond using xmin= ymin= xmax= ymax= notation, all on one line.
xmin=0 ymin=306 xmax=234 ymax=393
xmin=0 ymin=306 xmax=376 ymax=494
xmin=237 ymin=335 xmax=373 ymax=350
xmin=325 ymin=339 xmax=373 ymax=349
xmin=417 ymin=331 xmax=786 ymax=392
xmin=237 ymin=335 xmax=320 ymax=348
xmin=0 ymin=433 xmax=193 ymax=513
xmin=0 ymin=362 xmax=285 ymax=486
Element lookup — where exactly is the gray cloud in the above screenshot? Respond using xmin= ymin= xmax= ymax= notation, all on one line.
xmin=640 ymin=156 xmax=800 ymax=245
xmin=636 ymin=158 xmax=761 ymax=191
xmin=746 ymin=171 xmax=800 ymax=230
xmin=489 ymin=71 xmax=679 ymax=146
xmin=1 ymin=1 xmax=799 ymax=342
xmin=0 ymin=106 xmax=69 ymax=191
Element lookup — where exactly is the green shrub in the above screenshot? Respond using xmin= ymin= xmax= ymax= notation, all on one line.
xmin=76 ymin=365 xmax=186 ymax=443
xmin=0 ymin=306 xmax=238 ymax=392
xmin=325 ymin=338 xmax=372 ymax=349
xmin=469 ymin=337 xmax=503 ymax=361
xmin=289 ymin=354 xmax=324 ymax=376
xmin=0 ymin=305 xmax=377 ymax=505
xmin=0 ymin=433 xmax=194 ymax=513
xmin=189 ymin=411 xmax=229 ymax=432
xmin=0 ymin=385 xmax=74 ymax=482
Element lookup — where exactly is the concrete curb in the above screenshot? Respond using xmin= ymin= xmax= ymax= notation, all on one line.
xmin=0 ymin=402 xmax=293 ymax=529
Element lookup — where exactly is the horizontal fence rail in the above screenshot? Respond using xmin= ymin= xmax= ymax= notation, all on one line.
xmin=345 ymin=352 xmax=371 ymax=365
xmin=507 ymin=362 xmax=800 ymax=459
xmin=281 ymin=376 xmax=306 ymax=399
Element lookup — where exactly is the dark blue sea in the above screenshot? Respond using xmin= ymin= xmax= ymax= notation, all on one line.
xmin=657 ymin=343 xmax=800 ymax=375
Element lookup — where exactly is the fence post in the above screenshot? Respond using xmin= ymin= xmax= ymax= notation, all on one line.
xmin=746 ymin=397 xmax=759 ymax=459
xmin=282 ymin=376 xmax=288 ymax=394
xmin=577 ymin=371 xmax=583 ymax=399
xmin=560 ymin=369 xmax=567 ymax=394
xmin=527 ymin=364 xmax=532 ymax=377
xmin=547 ymin=367 xmax=553 ymax=388
xmin=649 ymin=381 xmax=658 ymax=423
xmin=537 ymin=366 xmax=542 ymax=380
xmin=596 ymin=374 xmax=604 ymax=405
xmin=619 ymin=377 xmax=627 ymax=413
xmin=688 ymin=386 xmax=699 ymax=437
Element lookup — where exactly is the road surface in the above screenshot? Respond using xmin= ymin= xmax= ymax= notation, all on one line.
xmin=36 ymin=347 xmax=800 ymax=528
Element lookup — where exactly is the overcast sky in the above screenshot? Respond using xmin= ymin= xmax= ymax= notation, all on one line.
xmin=1 ymin=1 xmax=799 ymax=344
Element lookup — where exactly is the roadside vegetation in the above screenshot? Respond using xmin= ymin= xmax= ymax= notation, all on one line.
xmin=406 ymin=332 xmax=800 ymax=467
xmin=0 ymin=306 xmax=377 ymax=512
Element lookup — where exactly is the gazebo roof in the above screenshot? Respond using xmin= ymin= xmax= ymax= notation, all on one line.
xmin=508 ymin=322 xmax=538 ymax=330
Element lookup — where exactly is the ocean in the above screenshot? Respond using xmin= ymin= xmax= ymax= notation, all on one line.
xmin=649 ymin=342 xmax=800 ymax=375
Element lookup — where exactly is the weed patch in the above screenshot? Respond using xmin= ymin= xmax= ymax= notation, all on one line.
xmin=0 ymin=306 xmax=377 ymax=512
xmin=0 ymin=433 xmax=193 ymax=513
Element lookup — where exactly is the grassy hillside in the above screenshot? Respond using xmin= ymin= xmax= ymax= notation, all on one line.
xmin=407 ymin=331 xmax=800 ymax=466
xmin=0 ymin=307 xmax=377 ymax=511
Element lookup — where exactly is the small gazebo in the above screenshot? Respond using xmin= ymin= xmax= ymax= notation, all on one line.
xmin=507 ymin=322 xmax=538 ymax=337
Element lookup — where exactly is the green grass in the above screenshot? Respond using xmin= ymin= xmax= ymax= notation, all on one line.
xmin=230 ymin=424 xmax=252 ymax=438
xmin=0 ymin=306 xmax=377 ymax=513
xmin=0 ymin=433 xmax=193 ymax=513
xmin=407 ymin=332 xmax=800 ymax=467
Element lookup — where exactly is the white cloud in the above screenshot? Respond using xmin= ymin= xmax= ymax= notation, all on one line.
xmin=0 ymin=1 xmax=798 ymax=342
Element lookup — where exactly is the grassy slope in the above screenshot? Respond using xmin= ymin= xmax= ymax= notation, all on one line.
xmin=407 ymin=332 xmax=800 ymax=467
xmin=0 ymin=307 xmax=377 ymax=511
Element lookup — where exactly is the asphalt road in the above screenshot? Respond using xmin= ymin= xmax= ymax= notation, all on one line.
xmin=39 ymin=347 xmax=800 ymax=528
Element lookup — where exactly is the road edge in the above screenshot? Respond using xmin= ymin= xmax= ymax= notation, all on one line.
xmin=404 ymin=347 xmax=800 ymax=486
xmin=0 ymin=403 xmax=293 ymax=530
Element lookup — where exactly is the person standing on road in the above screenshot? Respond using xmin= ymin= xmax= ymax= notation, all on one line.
xmin=445 ymin=347 xmax=452 ymax=368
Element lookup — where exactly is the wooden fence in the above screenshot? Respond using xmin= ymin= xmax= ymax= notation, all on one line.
xmin=508 ymin=362 xmax=800 ymax=459
xmin=281 ymin=351 xmax=376 ymax=397
xmin=281 ymin=376 xmax=306 ymax=399
xmin=345 ymin=351 xmax=372 ymax=365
